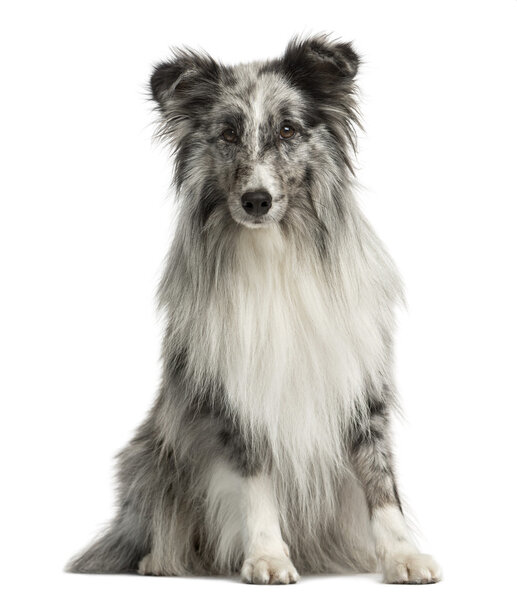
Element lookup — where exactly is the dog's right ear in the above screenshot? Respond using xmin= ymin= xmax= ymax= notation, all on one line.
xmin=150 ymin=60 xmax=187 ymax=108
xmin=150 ymin=49 xmax=220 ymax=114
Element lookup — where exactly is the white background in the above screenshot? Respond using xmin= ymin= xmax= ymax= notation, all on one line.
xmin=1 ymin=1 xmax=516 ymax=598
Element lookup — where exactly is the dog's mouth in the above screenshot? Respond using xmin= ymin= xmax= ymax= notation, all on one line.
xmin=234 ymin=212 xmax=276 ymax=229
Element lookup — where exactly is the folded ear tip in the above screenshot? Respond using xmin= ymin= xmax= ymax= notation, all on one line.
xmin=335 ymin=41 xmax=360 ymax=78
xmin=150 ymin=47 xmax=221 ymax=110
xmin=150 ymin=60 xmax=184 ymax=105
xmin=285 ymin=34 xmax=360 ymax=79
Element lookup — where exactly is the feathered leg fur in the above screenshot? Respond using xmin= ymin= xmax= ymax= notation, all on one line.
xmin=349 ymin=387 xmax=442 ymax=584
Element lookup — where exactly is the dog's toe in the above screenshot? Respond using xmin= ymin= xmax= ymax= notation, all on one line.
xmin=241 ymin=555 xmax=299 ymax=584
xmin=383 ymin=553 xmax=442 ymax=584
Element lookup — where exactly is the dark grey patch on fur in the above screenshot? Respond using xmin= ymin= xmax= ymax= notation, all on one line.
xmin=197 ymin=179 xmax=227 ymax=227
xmin=349 ymin=383 xmax=403 ymax=515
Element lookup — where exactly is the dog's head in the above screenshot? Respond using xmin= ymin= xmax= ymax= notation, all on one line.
xmin=151 ymin=36 xmax=359 ymax=230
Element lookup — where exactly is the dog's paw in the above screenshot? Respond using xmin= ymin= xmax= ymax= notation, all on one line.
xmin=138 ymin=553 xmax=160 ymax=576
xmin=383 ymin=553 xmax=442 ymax=584
xmin=241 ymin=555 xmax=299 ymax=584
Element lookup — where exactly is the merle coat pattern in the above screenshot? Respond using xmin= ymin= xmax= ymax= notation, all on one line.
xmin=67 ymin=35 xmax=441 ymax=585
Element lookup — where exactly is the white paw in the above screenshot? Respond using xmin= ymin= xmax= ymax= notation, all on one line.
xmin=383 ymin=553 xmax=442 ymax=584
xmin=138 ymin=553 xmax=158 ymax=576
xmin=241 ymin=555 xmax=300 ymax=584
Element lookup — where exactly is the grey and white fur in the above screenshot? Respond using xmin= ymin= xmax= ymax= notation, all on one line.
xmin=67 ymin=35 xmax=441 ymax=584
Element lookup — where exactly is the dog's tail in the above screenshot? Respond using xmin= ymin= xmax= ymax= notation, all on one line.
xmin=65 ymin=517 xmax=148 ymax=574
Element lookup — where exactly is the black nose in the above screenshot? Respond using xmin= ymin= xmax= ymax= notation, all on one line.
xmin=241 ymin=190 xmax=272 ymax=216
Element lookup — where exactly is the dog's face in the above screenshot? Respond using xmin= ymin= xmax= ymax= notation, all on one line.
xmin=151 ymin=36 xmax=359 ymax=230
xmin=198 ymin=70 xmax=315 ymax=229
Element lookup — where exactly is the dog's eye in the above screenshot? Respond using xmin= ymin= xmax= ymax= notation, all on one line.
xmin=222 ymin=128 xmax=238 ymax=143
xmin=279 ymin=125 xmax=295 ymax=140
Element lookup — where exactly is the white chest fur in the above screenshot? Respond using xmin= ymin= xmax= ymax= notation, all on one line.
xmin=190 ymin=226 xmax=390 ymax=477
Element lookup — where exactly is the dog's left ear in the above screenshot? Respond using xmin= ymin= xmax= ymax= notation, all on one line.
xmin=281 ymin=35 xmax=359 ymax=101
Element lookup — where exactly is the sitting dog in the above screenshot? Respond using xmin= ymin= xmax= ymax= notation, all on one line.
xmin=67 ymin=35 xmax=441 ymax=585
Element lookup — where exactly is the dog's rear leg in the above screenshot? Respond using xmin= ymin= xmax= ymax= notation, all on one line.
xmin=350 ymin=395 xmax=442 ymax=584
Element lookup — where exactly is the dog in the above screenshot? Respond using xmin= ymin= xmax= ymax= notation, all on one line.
xmin=67 ymin=35 xmax=441 ymax=585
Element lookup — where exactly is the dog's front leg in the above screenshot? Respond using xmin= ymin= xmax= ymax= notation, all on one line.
xmin=240 ymin=472 xmax=299 ymax=584
xmin=350 ymin=401 xmax=442 ymax=584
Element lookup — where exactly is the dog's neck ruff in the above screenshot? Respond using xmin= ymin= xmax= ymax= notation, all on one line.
xmin=170 ymin=222 xmax=395 ymax=485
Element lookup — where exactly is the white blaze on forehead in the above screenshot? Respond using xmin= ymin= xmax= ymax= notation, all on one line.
xmin=236 ymin=67 xmax=291 ymax=157
xmin=249 ymin=76 xmax=269 ymax=157
xmin=228 ymin=65 xmax=305 ymax=156
xmin=240 ymin=70 xmax=282 ymax=196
